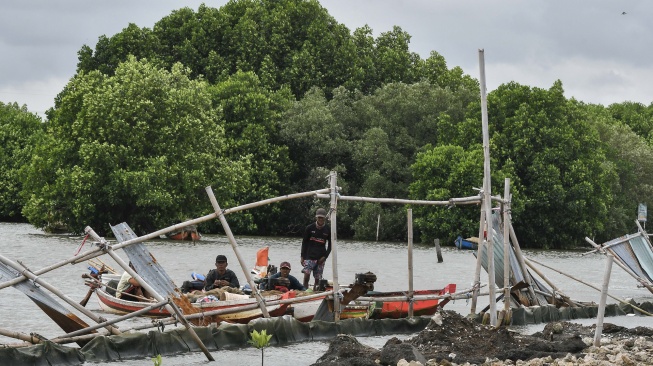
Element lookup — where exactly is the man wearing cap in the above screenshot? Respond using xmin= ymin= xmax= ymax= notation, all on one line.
xmin=267 ymin=261 xmax=305 ymax=291
xmin=203 ymin=255 xmax=240 ymax=291
xmin=301 ymin=208 xmax=332 ymax=290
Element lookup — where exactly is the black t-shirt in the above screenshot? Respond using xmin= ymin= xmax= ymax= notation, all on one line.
xmin=301 ymin=222 xmax=332 ymax=260
xmin=203 ymin=268 xmax=240 ymax=290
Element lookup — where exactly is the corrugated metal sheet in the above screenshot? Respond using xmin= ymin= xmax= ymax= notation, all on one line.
xmin=607 ymin=234 xmax=653 ymax=283
xmin=628 ymin=235 xmax=653 ymax=282
xmin=110 ymin=223 xmax=178 ymax=298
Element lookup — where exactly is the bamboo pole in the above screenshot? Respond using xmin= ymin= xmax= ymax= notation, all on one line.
xmin=0 ymin=189 xmax=331 ymax=290
xmin=204 ymin=186 xmax=269 ymax=319
xmin=502 ymin=179 xmax=511 ymax=318
xmin=585 ymin=237 xmax=653 ymax=294
xmin=407 ymin=209 xmax=414 ymax=317
xmin=594 ymin=255 xmax=613 ymax=347
xmin=376 ymin=214 xmax=381 ymax=241
xmin=527 ymin=257 xmax=652 ymax=316
xmin=56 ymin=299 xmax=169 ymax=339
xmin=470 ymin=208 xmax=486 ymax=314
xmin=314 ymin=194 xmax=482 ymax=206
xmin=479 ymin=49 xmax=496 ymax=326
xmin=0 ymin=254 xmax=121 ymax=336
xmin=508 ymin=223 xmax=539 ymax=304
xmin=329 ymin=171 xmax=341 ymax=322
xmin=522 ymin=257 xmax=575 ymax=306
xmin=0 ymin=327 xmax=42 ymax=344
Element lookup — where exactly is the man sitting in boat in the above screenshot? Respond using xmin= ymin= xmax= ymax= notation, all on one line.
xmin=203 ymin=255 xmax=240 ymax=291
xmin=116 ymin=262 xmax=151 ymax=301
xmin=263 ymin=261 xmax=306 ymax=292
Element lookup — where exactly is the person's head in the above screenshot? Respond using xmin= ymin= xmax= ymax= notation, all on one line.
xmin=279 ymin=261 xmax=291 ymax=277
xmin=315 ymin=208 xmax=327 ymax=227
xmin=215 ymin=255 xmax=228 ymax=272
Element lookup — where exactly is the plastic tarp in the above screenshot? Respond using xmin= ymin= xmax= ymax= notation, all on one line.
xmin=0 ymin=315 xmax=431 ymax=365
xmin=2 ymin=306 xmax=650 ymax=365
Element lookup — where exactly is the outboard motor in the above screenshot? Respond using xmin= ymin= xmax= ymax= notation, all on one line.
xmin=316 ymin=278 xmax=329 ymax=291
xmin=354 ymin=271 xmax=377 ymax=291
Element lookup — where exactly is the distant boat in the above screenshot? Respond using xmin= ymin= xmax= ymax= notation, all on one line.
xmin=166 ymin=225 xmax=201 ymax=241
xmin=454 ymin=236 xmax=478 ymax=250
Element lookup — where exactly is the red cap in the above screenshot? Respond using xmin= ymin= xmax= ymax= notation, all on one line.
xmin=280 ymin=261 xmax=291 ymax=269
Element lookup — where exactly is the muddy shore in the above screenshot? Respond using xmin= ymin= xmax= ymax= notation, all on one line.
xmin=311 ymin=310 xmax=653 ymax=366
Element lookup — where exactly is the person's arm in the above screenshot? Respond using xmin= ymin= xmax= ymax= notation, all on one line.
xmin=228 ymin=271 xmax=240 ymax=288
xmin=203 ymin=270 xmax=216 ymax=291
xmin=323 ymin=226 xmax=332 ymax=259
xmin=289 ymin=275 xmax=306 ymax=291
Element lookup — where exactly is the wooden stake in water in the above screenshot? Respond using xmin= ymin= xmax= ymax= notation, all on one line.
xmin=434 ymin=239 xmax=443 ymax=263
xmin=594 ymin=254 xmax=613 ymax=347
xmin=376 ymin=214 xmax=381 ymax=241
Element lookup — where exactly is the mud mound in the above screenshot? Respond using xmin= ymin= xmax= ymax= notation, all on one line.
xmin=311 ymin=310 xmax=653 ymax=365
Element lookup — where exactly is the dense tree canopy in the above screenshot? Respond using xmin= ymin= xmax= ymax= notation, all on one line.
xmin=21 ymin=57 xmax=250 ymax=235
xmin=0 ymin=103 xmax=43 ymax=221
xmin=1 ymin=0 xmax=652 ymax=248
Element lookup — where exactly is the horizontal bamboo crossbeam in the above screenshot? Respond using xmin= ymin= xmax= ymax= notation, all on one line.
xmin=314 ymin=194 xmax=482 ymax=206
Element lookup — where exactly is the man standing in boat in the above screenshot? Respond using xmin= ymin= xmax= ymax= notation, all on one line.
xmin=203 ymin=255 xmax=240 ymax=291
xmin=301 ymin=208 xmax=331 ymax=290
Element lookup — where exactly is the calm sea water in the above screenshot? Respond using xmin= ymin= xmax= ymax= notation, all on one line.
xmin=1 ymin=222 xmax=651 ymax=365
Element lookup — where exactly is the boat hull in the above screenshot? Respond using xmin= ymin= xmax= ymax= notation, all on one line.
xmin=166 ymin=230 xmax=201 ymax=241
xmin=95 ymin=288 xmax=290 ymax=324
xmin=290 ymin=284 xmax=456 ymax=321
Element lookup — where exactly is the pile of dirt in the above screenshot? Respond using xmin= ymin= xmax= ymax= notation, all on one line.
xmin=311 ymin=310 xmax=653 ymax=366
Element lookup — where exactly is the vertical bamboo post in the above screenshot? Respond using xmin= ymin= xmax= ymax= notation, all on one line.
xmin=329 ymin=171 xmax=341 ymax=322
xmin=204 ymin=187 xmax=269 ymax=318
xmin=376 ymin=214 xmax=381 ymax=241
xmin=434 ymin=239 xmax=443 ymax=263
xmin=407 ymin=209 xmax=414 ymax=317
xmin=502 ymin=178 xmax=511 ymax=321
xmin=594 ymin=254 xmax=613 ymax=347
xmin=470 ymin=209 xmax=486 ymax=314
xmin=479 ymin=48 xmax=497 ymax=326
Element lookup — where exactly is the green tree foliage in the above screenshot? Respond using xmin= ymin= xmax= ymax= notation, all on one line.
xmin=409 ymin=145 xmax=518 ymax=244
xmin=209 ymin=71 xmax=294 ymax=234
xmin=0 ymin=103 xmax=43 ymax=221
xmin=607 ymin=101 xmax=653 ymax=141
xmin=280 ymin=81 xmax=478 ymax=240
xmin=483 ymin=81 xmax=613 ymax=248
xmin=21 ymin=57 xmax=249 ymax=235
xmin=587 ymin=103 xmax=653 ymax=238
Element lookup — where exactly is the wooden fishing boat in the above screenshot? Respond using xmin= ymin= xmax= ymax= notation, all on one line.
xmin=454 ymin=236 xmax=478 ymax=250
xmin=95 ymin=286 xmax=294 ymax=324
xmin=166 ymin=225 xmax=201 ymax=241
xmin=290 ymin=284 xmax=457 ymax=321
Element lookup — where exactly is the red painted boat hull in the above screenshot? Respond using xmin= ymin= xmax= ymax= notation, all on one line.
xmin=291 ymin=283 xmax=457 ymax=321
xmin=95 ymin=288 xmax=292 ymax=324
